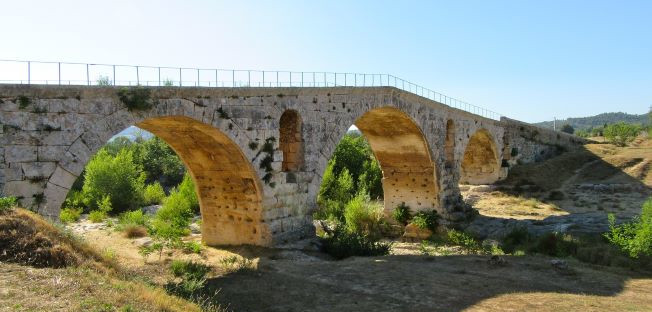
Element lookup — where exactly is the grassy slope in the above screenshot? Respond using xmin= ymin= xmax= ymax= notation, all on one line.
xmin=0 ymin=209 xmax=204 ymax=312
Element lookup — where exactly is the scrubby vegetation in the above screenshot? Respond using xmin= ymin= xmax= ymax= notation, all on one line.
xmin=605 ymin=197 xmax=652 ymax=258
xmin=604 ymin=122 xmax=642 ymax=146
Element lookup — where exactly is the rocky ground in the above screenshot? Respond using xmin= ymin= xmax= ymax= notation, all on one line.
xmin=463 ymin=137 xmax=652 ymax=239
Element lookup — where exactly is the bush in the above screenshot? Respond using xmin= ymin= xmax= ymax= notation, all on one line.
xmin=411 ymin=210 xmax=439 ymax=232
xmin=60 ymin=207 xmax=83 ymax=223
xmin=118 ymin=210 xmax=149 ymax=227
xmin=88 ymin=195 xmax=112 ymax=223
xmin=605 ymin=198 xmax=652 ymax=258
xmin=343 ymin=193 xmax=385 ymax=238
xmin=560 ymin=124 xmax=574 ymax=134
xmin=604 ymin=122 xmax=641 ymax=146
xmin=530 ymin=232 xmax=578 ymax=257
xmin=316 ymin=163 xmax=354 ymax=222
xmin=170 ymin=260 xmax=211 ymax=280
xmin=154 ymin=188 xmax=194 ymax=231
xmin=320 ymin=226 xmax=391 ymax=259
xmin=392 ymin=203 xmax=411 ymax=225
xmin=446 ymin=230 xmax=481 ymax=251
xmin=177 ymin=173 xmax=199 ymax=213
xmin=117 ymin=87 xmax=153 ymax=111
xmin=501 ymin=226 xmax=531 ymax=253
xmin=143 ymin=182 xmax=166 ymax=205
xmin=0 ymin=196 xmax=17 ymax=213
xmin=81 ymin=149 xmax=145 ymax=213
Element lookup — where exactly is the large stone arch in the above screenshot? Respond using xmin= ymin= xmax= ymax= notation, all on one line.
xmin=38 ymin=100 xmax=269 ymax=246
xmin=460 ymin=128 xmax=501 ymax=185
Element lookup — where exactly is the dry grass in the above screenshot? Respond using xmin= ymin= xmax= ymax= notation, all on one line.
xmin=123 ymin=224 xmax=148 ymax=238
xmin=0 ymin=208 xmax=212 ymax=312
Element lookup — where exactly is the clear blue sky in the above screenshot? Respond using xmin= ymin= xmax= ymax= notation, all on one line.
xmin=1 ymin=0 xmax=650 ymax=122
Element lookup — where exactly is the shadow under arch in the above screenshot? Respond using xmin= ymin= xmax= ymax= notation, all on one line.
xmin=136 ymin=116 xmax=267 ymax=246
xmin=461 ymin=128 xmax=501 ymax=185
xmin=353 ymin=107 xmax=439 ymax=213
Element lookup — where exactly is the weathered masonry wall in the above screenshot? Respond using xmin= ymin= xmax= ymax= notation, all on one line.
xmin=0 ymin=85 xmax=583 ymax=246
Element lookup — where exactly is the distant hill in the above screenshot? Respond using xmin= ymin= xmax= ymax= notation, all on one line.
xmin=534 ymin=112 xmax=650 ymax=130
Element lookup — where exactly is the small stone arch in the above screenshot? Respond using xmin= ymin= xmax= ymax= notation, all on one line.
xmin=352 ymin=107 xmax=440 ymax=214
xmin=460 ymin=129 xmax=501 ymax=185
xmin=279 ymin=110 xmax=304 ymax=172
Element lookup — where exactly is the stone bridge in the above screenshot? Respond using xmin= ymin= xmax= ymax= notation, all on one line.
xmin=0 ymin=85 xmax=583 ymax=246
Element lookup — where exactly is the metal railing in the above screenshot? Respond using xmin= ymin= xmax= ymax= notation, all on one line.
xmin=0 ymin=59 xmax=502 ymax=120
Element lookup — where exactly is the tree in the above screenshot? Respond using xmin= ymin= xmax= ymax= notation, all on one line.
xmin=560 ymin=124 xmax=574 ymax=134
xmin=81 ymin=149 xmax=145 ymax=213
xmin=604 ymin=122 xmax=641 ymax=147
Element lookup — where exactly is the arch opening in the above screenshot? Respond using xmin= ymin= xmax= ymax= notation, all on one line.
xmin=279 ymin=110 xmax=304 ymax=173
xmin=53 ymin=116 xmax=266 ymax=246
xmin=353 ymin=107 xmax=439 ymax=214
xmin=460 ymin=129 xmax=501 ymax=185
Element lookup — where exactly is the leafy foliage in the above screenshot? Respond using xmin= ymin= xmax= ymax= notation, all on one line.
xmin=81 ymin=149 xmax=145 ymax=213
xmin=392 ymin=203 xmax=411 ymax=225
xmin=320 ymin=225 xmax=391 ymax=259
xmin=604 ymin=122 xmax=642 ymax=146
xmin=605 ymin=198 xmax=652 ymax=258
xmin=411 ymin=210 xmax=440 ymax=232
xmin=117 ymin=87 xmax=153 ymax=111
xmin=343 ymin=193 xmax=385 ymax=238
xmin=59 ymin=207 xmax=83 ymax=223
xmin=0 ymin=196 xmax=17 ymax=213
xmin=88 ymin=195 xmax=112 ymax=223
xmin=143 ymin=182 xmax=166 ymax=205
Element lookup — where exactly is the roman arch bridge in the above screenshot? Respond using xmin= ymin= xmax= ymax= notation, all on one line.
xmin=0 ymin=67 xmax=584 ymax=246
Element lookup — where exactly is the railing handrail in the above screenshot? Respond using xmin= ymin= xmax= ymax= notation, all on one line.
xmin=0 ymin=59 xmax=503 ymax=120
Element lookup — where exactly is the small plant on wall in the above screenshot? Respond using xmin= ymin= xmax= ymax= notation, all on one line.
xmin=253 ymin=137 xmax=277 ymax=186
xmin=117 ymin=87 xmax=153 ymax=111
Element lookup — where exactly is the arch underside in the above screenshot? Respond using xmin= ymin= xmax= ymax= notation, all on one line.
xmin=138 ymin=116 xmax=267 ymax=246
xmin=460 ymin=129 xmax=500 ymax=185
xmin=354 ymin=107 xmax=439 ymax=214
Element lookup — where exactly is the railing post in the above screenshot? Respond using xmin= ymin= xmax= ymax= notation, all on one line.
xmin=301 ymin=72 xmax=304 ymax=87
xmin=179 ymin=68 xmax=182 ymax=87
xmin=158 ymin=67 xmax=161 ymax=86
xmin=58 ymin=62 xmax=61 ymax=85
xmin=262 ymin=71 xmax=265 ymax=87
xmin=197 ymin=68 xmax=200 ymax=87
xmin=215 ymin=69 xmax=218 ymax=87
xmin=277 ymin=71 xmax=279 ymax=87
xmin=335 ymin=73 xmax=337 ymax=86
xmin=136 ymin=66 xmax=140 ymax=85
xmin=248 ymin=70 xmax=251 ymax=87
xmin=86 ymin=63 xmax=90 ymax=86
xmin=232 ymin=70 xmax=235 ymax=87
xmin=113 ymin=65 xmax=116 ymax=86
xmin=27 ymin=61 xmax=31 ymax=85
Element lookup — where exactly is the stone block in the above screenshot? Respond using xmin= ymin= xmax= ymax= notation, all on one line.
xmin=21 ymin=162 xmax=56 ymax=179
xmin=49 ymin=166 xmax=78 ymax=189
xmin=5 ymin=145 xmax=37 ymax=162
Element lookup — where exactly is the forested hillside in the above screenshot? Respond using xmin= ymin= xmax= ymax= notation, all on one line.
xmin=535 ymin=112 xmax=649 ymax=130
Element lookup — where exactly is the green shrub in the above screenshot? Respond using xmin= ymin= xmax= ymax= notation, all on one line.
xmin=343 ymin=193 xmax=384 ymax=238
xmin=181 ymin=241 xmax=203 ymax=254
xmin=155 ymin=188 xmax=194 ymax=230
xmin=604 ymin=122 xmax=641 ymax=146
xmin=605 ymin=198 xmax=652 ymax=258
xmin=177 ymin=173 xmax=199 ymax=213
xmin=320 ymin=226 xmax=391 ymax=259
xmin=447 ymin=230 xmax=481 ymax=251
xmin=170 ymin=260 xmax=211 ymax=280
xmin=0 ymin=196 xmax=17 ymax=212
xmin=117 ymin=87 xmax=153 ymax=111
xmin=118 ymin=210 xmax=149 ymax=228
xmin=81 ymin=149 xmax=145 ymax=213
xmin=88 ymin=195 xmax=112 ymax=223
xmin=60 ymin=207 xmax=83 ymax=223
xmin=143 ymin=182 xmax=166 ymax=205
xmin=411 ymin=210 xmax=439 ymax=232
xmin=392 ymin=203 xmax=411 ymax=225
xmin=530 ymin=232 xmax=578 ymax=257
xmin=316 ymin=163 xmax=354 ymax=222
xmin=501 ymin=226 xmax=531 ymax=254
